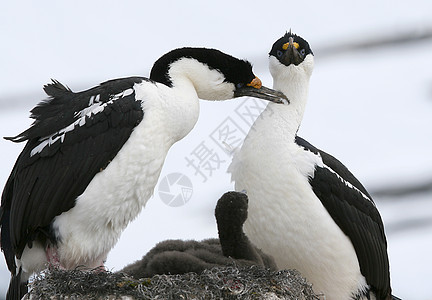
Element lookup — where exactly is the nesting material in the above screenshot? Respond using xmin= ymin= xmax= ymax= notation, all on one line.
xmin=25 ymin=265 xmax=321 ymax=300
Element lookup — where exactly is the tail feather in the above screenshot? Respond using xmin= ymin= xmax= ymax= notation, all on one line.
xmin=6 ymin=269 xmax=28 ymax=300
xmin=43 ymin=79 xmax=72 ymax=98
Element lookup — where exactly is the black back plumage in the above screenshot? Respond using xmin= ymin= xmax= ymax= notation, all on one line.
xmin=1 ymin=77 xmax=145 ymax=270
xmin=295 ymin=136 xmax=391 ymax=299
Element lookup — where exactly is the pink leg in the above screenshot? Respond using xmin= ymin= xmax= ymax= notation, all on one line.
xmin=92 ymin=256 xmax=107 ymax=272
xmin=93 ymin=264 xmax=107 ymax=272
xmin=45 ymin=245 xmax=65 ymax=269
xmin=74 ymin=256 xmax=107 ymax=272
xmin=45 ymin=246 xmax=107 ymax=272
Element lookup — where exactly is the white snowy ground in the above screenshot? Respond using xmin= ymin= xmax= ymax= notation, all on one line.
xmin=1 ymin=1 xmax=432 ymax=299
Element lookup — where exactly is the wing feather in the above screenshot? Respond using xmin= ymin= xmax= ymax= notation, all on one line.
xmin=296 ymin=135 xmax=391 ymax=299
xmin=1 ymin=77 xmax=145 ymax=268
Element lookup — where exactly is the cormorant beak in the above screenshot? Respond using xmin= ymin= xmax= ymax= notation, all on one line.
xmin=234 ymin=76 xmax=289 ymax=104
xmin=280 ymin=37 xmax=304 ymax=66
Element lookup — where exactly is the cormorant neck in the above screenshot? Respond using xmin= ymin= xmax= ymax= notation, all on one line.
xmin=167 ymin=58 xmax=235 ymax=100
xmin=218 ymin=222 xmax=264 ymax=266
xmin=267 ymin=55 xmax=314 ymax=131
xmin=218 ymin=223 xmax=247 ymax=257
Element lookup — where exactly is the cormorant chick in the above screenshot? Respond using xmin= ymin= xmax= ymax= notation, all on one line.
xmin=120 ymin=191 xmax=276 ymax=278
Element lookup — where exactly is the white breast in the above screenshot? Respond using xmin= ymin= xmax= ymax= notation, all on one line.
xmin=52 ymin=81 xmax=200 ymax=269
xmin=229 ymin=105 xmax=368 ymax=299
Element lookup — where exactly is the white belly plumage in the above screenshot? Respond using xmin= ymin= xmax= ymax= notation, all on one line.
xmin=19 ymin=102 xmax=171 ymax=273
xmin=53 ymin=112 xmax=169 ymax=269
xmin=230 ymin=136 xmax=368 ymax=299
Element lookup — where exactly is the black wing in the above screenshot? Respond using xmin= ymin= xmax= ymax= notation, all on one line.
xmin=295 ymin=136 xmax=391 ymax=299
xmin=0 ymin=77 xmax=146 ymax=272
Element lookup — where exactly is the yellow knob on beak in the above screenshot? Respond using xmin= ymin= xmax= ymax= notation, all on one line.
xmin=247 ymin=77 xmax=262 ymax=89
xmin=282 ymin=41 xmax=300 ymax=50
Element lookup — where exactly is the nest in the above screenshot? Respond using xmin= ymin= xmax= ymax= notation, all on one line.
xmin=25 ymin=265 xmax=322 ymax=300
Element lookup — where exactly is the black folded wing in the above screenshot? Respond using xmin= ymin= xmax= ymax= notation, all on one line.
xmin=1 ymin=77 xmax=146 ymax=272
xmin=295 ymin=136 xmax=391 ymax=299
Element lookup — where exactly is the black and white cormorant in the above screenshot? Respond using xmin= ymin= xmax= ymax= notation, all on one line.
xmin=0 ymin=47 xmax=287 ymax=299
xmin=229 ymin=32 xmax=399 ymax=300
xmin=120 ymin=191 xmax=276 ymax=278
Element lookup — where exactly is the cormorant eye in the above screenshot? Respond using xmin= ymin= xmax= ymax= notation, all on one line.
xmin=277 ymin=50 xmax=283 ymax=57
xmin=236 ymin=83 xmax=244 ymax=89
xmin=300 ymin=49 xmax=306 ymax=56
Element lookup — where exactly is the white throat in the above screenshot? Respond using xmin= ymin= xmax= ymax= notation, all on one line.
xmin=168 ymin=57 xmax=235 ymax=100
xmin=267 ymin=54 xmax=314 ymax=133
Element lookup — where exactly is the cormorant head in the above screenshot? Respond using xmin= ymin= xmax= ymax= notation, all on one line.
xmin=215 ymin=191 xmax=249 ymax=228
xmin=269 ymin=31 xmax=314 ymax=80
xmin=270 ymin=31 xmax=313 ymax=67
xmin=150 ymin=47 xmax=288 ymax=104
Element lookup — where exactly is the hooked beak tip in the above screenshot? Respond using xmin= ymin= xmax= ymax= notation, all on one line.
xmin=234 ymin=84 xmax=290 ymax=105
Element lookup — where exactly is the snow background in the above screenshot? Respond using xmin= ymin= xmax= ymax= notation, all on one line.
xmin=1 ymin=1 xmax=432 ymax=299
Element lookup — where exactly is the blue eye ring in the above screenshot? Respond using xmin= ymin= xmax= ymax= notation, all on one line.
xmin=236 ymin=83 xmax=244 ymax=89
xmin=300 ymin=49 xmax=306 ymax=56
xmin=277 ymin=50 xmax=283 ymax=57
